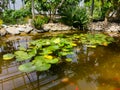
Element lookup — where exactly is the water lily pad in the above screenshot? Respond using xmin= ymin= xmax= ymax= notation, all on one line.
xmin=14 ymin=51 xmax=30 ymax=61
xmin=3 ymin=53 xmax=14 ymax=60
xmin=45 ymin=58 xmax=59 ymax=64
xmin=66 ymin=58 xmax=72 ymax=62
xmin=18 ymin=46 xmax=26 ymax=51
xmin=35 ymin=63 xmax=51 ymax=71
xmin=18 ymin=63 xmax=36 ymax=72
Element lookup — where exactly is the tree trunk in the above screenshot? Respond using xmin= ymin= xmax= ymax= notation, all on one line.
xmin=49 ymin=0 xmax=65 ymax=22
xmin=21 ymin=0 xmax=24 ymax=8
xmin=31 ymin=0 xmax=35 ymax=19
xmin=8 ymin=0 xmax=11 ymax=9
xmin=90 ymin=0 xmax=94 ymax=17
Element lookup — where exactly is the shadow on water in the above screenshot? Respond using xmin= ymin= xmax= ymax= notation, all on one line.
xmin=1 ymin=32 xmax=120 ymax=90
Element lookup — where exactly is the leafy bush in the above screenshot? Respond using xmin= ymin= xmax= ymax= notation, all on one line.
xmin=60 ymin=6 xmax=89 ymax=30
xmin=2 ymin=10 xmax=15 ymax=24
xmin=11 ymin=8 xmax=31 ymax=19
xmin=1 ymin=9 xmax=31 ymax=24
xmin=85 ymin=0 xmax=112 ymax=21
xmin=32 ymin=15 xmax=49 ymax=30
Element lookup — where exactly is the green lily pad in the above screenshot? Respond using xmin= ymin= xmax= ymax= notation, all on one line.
xmin=14 ymin=51 xmax=30 ymax=61
xmin=35 ymin=63 xmax=51 ymax=71
xmin=45 ymin=58 xmax=59 ymax=64
xmin=18 ymin=46 xmax=26 ymax=51
xmin=66 ymin=58 xmax=72 ymax=62
xmin=18 ymin=63 xmax=36 ymax=72
xmin=3 ymin=53 xmax=14 ymax=60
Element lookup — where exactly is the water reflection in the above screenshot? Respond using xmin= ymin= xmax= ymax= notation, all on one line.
xmin=0 ymin=34 xmax=120 ymax=90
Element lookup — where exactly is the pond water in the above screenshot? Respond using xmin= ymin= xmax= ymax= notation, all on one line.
xmin=0 ymin=31 xmax=120 ymax=90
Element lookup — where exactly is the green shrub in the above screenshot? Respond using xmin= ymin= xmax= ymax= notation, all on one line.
xmin=2 ymin=10 xmax=15 ymax=24
xmin=12 ymin=8 xmax=31 ymax=19
xmin=2 ymin=8 xmax=31 ymax=24
xmin=32 ymin=15 xmax=49 ymax=30
xmin=60 ymin=6 xmax=89 ymax=30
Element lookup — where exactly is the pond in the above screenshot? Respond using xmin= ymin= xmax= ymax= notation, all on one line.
xmin=0 ymin=31 xmax=120 ymax=90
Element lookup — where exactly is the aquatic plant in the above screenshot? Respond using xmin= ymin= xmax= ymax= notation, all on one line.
xmin=72 ymin=33 xmax=114 ymax=48
xmin=14 ymin=37 xmax=75 ymax=72
xmin=3 ymin=33 xmax=114 ymax=73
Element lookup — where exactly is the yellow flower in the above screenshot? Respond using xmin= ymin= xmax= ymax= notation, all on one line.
xmin=71 ymin=43 xmax=77 ymax=46
xmin=44 ymin=55 xmax=53 ymax=60
xmin=0 ymin=19 xmax=3 ymax=26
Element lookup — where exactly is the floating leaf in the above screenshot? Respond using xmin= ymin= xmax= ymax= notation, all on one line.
xmin=18 ymin=63 xmax=36 ymax=72
xmin=47 ymin=45 xmax=60 ymax=51
xmin=28 ymin=48 xmax=37 ymax=57
xmin=41 ymin=49 xmax=53 ymax=55
xmin=3 ymin=53 xmax=14 ymax=60
xmin=66 ymin=58 xmax=72 ymax=62
xmin=33 ymin=56 xmax=45 ymax=66
xmin=18 ymin=46 xmax=26 ymax=51
xmin=45 ymin=58 xmax=59 ymax=64
xmin=35 ymin=63 xmax=51 ymax=71
xmin=87 ymin=45 xmax=96 ymax=48
xmin=14 ymin=51 xmax=30 ymax=61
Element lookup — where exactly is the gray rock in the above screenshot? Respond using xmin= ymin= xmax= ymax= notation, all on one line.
xmin=43 ymin=23 xmax=71 ymax=31
xmin=24 ymin=26 xmax=33 ymax=33
xmin=6 ymin=27 xmax=20 ymax=35
xmin=16 ymin=27 xmax=25 ymax=32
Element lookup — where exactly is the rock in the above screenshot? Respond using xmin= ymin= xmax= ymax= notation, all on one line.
xmin=30 ymin=30 xmax=38 ymax=35
xmin=0 ymin=28 xmax=6 ymax=36
xmin=6 ymin=27 xmax=20 ymax=35
xmin=108 ymin=8 xmax=120 ymax=22
xmin=16 ymin=27 xmax=25 ymax=32
xmin=43 ymin=23 xmax=72 ymax=32
xmin=24 ymin=26 xmax=33 ymax=33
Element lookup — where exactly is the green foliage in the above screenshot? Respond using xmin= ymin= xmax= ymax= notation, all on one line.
xmin=1 ymin=9 xmax=15 ymax=24
xmin=3 ymin=53 xmax=14 ymax=60
xmin=4 ymin=33 xmax=114 ymax=72
xmin=72 ymin=33 xmax=115 ymax=48
xmin=1 ymin=8 xmax=31 ymax=24
xmin=11 ymin=8 xmax=31 ymax=19
xmin=60 ymin=6 xmax=89 ymax=29
xmin=32 ymin=15 xmax=49 ymax=30
xmin=18 ymin=62 xmax=36 ymax=73
xmin=13 ymin=37 xmax=76 ymax=72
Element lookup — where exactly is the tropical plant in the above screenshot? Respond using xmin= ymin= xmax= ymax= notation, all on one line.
xmin=1 ymin=8 xmax=31 ymax=24
xmin=60 ymin=6 xmax=89 ymax=30
xmin=1 ymin=9 xmax=15 ymax=24
xmin=32 ymin=15 xmax=49 ymax=30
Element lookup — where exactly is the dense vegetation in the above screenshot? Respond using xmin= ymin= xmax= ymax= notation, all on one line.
xmin=0 ymin=0 xmax=120 ymax=29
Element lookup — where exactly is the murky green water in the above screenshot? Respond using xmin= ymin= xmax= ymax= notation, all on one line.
xmin=0 ymin=32 xmax=120 ymax=90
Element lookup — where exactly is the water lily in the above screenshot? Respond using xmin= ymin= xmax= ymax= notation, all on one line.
xmin=44 ymin=55 xmax=53 ymax=60
xmin=71 ymin=43 xmax=77 ymax=46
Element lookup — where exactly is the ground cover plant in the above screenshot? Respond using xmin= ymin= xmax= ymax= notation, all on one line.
xmin=3 ymin=33 xmax=114 ymax=73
